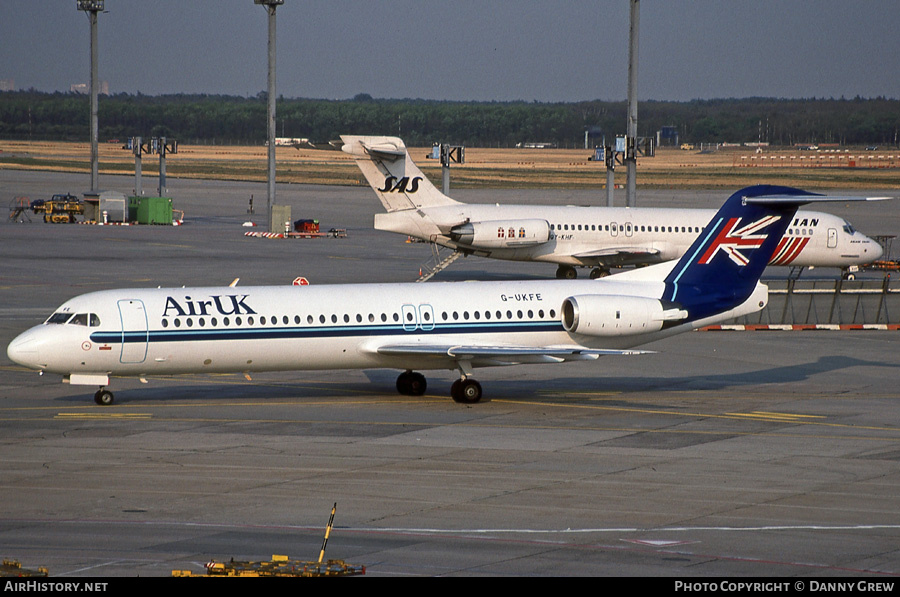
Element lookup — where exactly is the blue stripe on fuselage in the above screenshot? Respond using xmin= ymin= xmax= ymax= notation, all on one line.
xmin=91 ymin=320 xmax=565 ymax=344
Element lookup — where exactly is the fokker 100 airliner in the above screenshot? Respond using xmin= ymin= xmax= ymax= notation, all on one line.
xmin=7 ymin=185 xmax=880 ymax=406
xmin=342 ymin=135 xmax=883 ymax=279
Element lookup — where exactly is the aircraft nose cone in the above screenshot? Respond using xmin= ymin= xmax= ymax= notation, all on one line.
xmin=868 ymin=239 xmax=884 ymax=261
xmin=7 ymin=329 xmax=41 ymax=369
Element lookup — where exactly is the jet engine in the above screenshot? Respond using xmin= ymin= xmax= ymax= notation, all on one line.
xmin=449 ymin=219 xmax=551 ymax=249
xmin=561 ymin=294 xmax=687 ymax=337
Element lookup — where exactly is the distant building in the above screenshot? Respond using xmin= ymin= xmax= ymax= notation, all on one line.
xmin=70 ymin=81 xmax=109 ymax=95
xmin=0 ymin=79 xmax=14 ymax=92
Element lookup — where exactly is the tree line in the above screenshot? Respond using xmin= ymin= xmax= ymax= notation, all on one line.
xmin=1 ymin=90 xmax=897 ymax=148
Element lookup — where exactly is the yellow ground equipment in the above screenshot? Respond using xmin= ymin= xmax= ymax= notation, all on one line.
xmin=172 ymin=503 xmax=365 ymax=577
xmin=31 ymin=194 xmax=84 ymax=223
xmin=1 ymin=558 xmax=48 ymax=577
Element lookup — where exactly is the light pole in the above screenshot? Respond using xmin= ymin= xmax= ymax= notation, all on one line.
xmin=77 ymin=0 xmax=104 ymax=193
xmin=255 ymin=0 xmax=284 ymax=232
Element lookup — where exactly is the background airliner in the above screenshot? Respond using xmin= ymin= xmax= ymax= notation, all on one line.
xmin=7 ymin=185 xmax=850 ymax=406
xmin=342 ymin=135 xmax=883 ymax=279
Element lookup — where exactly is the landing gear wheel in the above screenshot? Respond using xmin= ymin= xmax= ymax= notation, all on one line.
xmin=556 ymin=265 xmax=577 ymax=280
xmin=450 ymin=379 xmax=482 ymax=404
xmin=94 ymin=389 xmax=114 ymax=406
xmin=396 ymin=371 xmax=427 ymax=396
xmin=589 ymin=268 xmax=610 ymax=279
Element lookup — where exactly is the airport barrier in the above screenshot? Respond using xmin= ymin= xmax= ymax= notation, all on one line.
xmin=735 ymin=153 xmax=899 ymax=169
xmin=717 ymin=278 xmax=900 ymax=328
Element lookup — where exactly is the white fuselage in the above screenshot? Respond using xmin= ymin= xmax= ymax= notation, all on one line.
xmin=376 ymin=204 xmax=882 ymax=268
xmin=6 ymin=276 xmax=764 ymax=382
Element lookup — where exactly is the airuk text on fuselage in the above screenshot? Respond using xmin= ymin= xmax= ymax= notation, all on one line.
xmin=163 ymin=295 xmax=257 ymax=318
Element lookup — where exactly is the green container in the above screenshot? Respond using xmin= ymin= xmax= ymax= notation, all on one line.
xmin=132 ymin=197 xmax=173 ymax=225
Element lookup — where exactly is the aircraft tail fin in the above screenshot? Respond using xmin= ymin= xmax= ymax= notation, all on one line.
xmin=341 ymin=135 xmax=459 ymax=213
xmin=663 ymin=185 xmax=819 ymax=322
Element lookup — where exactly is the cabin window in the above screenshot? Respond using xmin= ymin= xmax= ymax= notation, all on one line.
xmin=506 ymin=310 xmax=513 ymax=319
xmin=368 ymin=313 xmax=375 ymax=323
xmin=344 ymin=314 xmax=350 ymax=323
xmin=473 ymin=311 xmax=480 ymax=320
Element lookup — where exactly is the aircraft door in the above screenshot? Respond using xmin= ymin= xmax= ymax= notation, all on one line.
xmin=828 ymin=228 xmax=838 ymax=249
xmin=117 ymin=299 xmax=148 ymax=364
xmin=610 ymin=222 xmax=618 ymax=237
xmin=401 ymin=304 xmax=435 ymax=331
xmin=625 ymin=222 xmax=633 ymax=237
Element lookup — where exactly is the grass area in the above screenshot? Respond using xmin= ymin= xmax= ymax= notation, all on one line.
xmin=1 ymin=141 xmax=898 ymax=190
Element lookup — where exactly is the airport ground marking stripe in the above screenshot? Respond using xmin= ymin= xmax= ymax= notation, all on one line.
xmin=54 ymin=412 xmax=152 ymax=420
xmin=493 ymin=399 xmax=900 ymax=435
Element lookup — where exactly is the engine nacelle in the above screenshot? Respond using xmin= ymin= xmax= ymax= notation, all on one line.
xmin=449 ymin=219 xmax=551 ymax=249
xmin=561 ymin=294 xmax=687 ymax=337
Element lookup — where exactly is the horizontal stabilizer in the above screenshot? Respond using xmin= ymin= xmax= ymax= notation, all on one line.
xmin=342 ymin=137 xmax=406 ymax=161
xmin=745 ymin=194 xmax=895 ymax=204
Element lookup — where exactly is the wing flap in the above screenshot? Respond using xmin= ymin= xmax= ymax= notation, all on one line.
xmin=374 ymin=344 xmax=651 ymax=365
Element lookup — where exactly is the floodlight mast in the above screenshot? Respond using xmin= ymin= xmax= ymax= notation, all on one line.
xmin=77 ymin=1 xmax=104 ymax=193
xmin=625 ymin=0 xmax=639 ymax=207
xmin=255 ymin=0 xmax=284 ymax=232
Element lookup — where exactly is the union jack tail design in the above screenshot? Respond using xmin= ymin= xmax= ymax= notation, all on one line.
xmin=698 ymin=215 xmax=781 ymax=266
xmin=663 ymin=185 xmax=817 ymax=322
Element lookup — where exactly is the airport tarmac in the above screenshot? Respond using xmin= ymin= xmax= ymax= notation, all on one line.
xmin=1 ymin=170 xmax=900 ymax=577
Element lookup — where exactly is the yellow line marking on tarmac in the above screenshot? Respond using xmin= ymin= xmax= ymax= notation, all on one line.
xmin=55 ymin=412 xmax=153 ymax=420
xmin=492 ymin=398 xmax=900 ymax=436
xmin=725 ymin=411 xmax=826 ymax=422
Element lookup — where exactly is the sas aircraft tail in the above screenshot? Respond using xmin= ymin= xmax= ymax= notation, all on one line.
xmin=341 ymin=135 xmax=459 ymax=213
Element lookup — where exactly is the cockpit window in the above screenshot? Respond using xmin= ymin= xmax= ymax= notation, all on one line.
xmin=69 ymin=314 xmax=89 ymax=326
xmin=843 ymin=221 xmax=855 ymax=235
xmin=45 ymin=312 xmax=100 ymax=326
xmin=47 ymin=312 xmax=73 ymax=324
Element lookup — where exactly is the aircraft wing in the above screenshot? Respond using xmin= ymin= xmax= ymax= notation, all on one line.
xmin=374 ymin=343 xmax=651 ymax=366
xmin=572 ymin=247 xmax=661 ymax=267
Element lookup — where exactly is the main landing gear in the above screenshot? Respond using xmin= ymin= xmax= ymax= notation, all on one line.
xmin=555 ymin=265 xmax=610 ymax=280
xmin=94 ymin=388 xmax=114 ymax=405
xmin=395 ymin=370 xmax=483 ymax=404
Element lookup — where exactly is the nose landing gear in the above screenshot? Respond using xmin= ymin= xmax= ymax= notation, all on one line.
xmin=94 ymin=388 xmax=114 ymax=405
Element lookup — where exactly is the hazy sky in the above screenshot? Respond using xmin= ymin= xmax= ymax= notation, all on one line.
xmin=2 ymin=1 xmax=898 ymax=102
